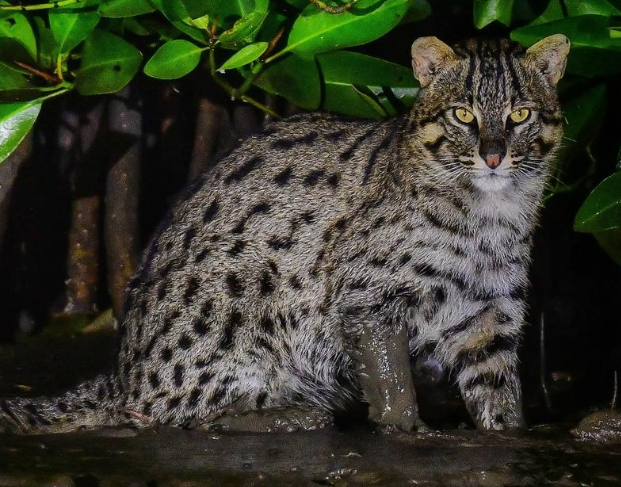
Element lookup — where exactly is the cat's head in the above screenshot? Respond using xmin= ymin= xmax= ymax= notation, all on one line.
xmin=410 ymin=36 xmax=569 ymax=192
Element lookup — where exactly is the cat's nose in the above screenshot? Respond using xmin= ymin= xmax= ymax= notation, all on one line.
xmin=485 ymin=154 xmax=501 ymax=170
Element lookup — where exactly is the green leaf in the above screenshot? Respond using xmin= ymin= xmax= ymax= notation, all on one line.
xmin=0 ymin=61 xmax=30 ymax=91
xmin=401 ymin=0 xmax=431 ymax=24
xmin=183 ymin=14 xmax=210 ymax=30
xmin=511 ymin=15 xmax=621 ymax=77
xmin=99 ymin=0 xmax=156 ymax=18
xmin=558 ymin=83 xmax=606 ymax=165
xmin=123 ymin=17 xmax=152 ymax=36
xmin=318 ymin=51 xmax=418 ymax=118
xmin=575 ymin=172 xmax=621 ymax=232
xmin=75 ymin=29 xmax=142 ymax=95
xmin=0 ymin=61 xmax=44 ymax=100
xmin=219 ymin=41 xmax=267 ymax=70
xmin=594 ymin=229 xmax=621 ymax=266
xmin=0 ymin=61 xmax=49 ymax=101
xmin=149 ymin=0 xmax=209 ymax=43
xmin=350 ymin=86 xmax=389 ymax=118
xmin=284 ymin=0 xmax=410 ymax=57
xmin=32 ymin=16 xmax=56 ymax=70
xmin=545 ymin=83 xmax=606 ymax=197
xmin=251 ymin=54 xmax=320 ymax=110
xmin=565 ymin=0 xmax=621 ymax=16
xmin=474 ymin=0 xmax=514 ymax=29
xmin=182 ymin=0 xmax=258 ymax=21
xmin=144 ymin=39 xmax=204 ymax=79
xmin=281 ymin=0 xmax=306 ymax=9
xmin=180 ymin=0 xmax=212 ymax=18
xmin=0 ymin=101 xmax=41 ymax=165
xmin=256 ymin=11 xmax=287 ymax=43
xmin=149 ymin=0 xmax=187 ymax=21
xmin=132 ymin=16 xmax=179 ymax=40
xmin=219 ymin=12 xmax=268 ymax=48
xmin=527 ymin=0 xmax=621 ymax=26
xmin=525 ymin=0 xmax=564 ymax=26
xmin=0 ymin=12 xmax=37 ymax=61
xmin=169 ymin=20 xmax=208 ymax=44
xmin=49 ymin=9 xmax=100 ymax=54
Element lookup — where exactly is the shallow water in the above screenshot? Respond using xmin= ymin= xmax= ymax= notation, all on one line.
xmin=1 ymin=331 xmax=620 ymax=486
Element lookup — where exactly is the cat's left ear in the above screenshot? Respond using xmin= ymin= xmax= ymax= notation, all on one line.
xmin=525 ymin=34 xmax=570 ymax=85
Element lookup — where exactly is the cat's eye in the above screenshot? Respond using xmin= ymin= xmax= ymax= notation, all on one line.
xmin=509 ymin=108 xmax=530 ymax=124
xmin=454 ymin=108 xmax=475 ymax=124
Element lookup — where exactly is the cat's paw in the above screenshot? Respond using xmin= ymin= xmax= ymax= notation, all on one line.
xmin=370 ymin=402 xmax=428 ymax=433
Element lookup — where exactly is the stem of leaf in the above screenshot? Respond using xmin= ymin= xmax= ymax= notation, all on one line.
xmin=34 ymin=85 xmax=71 ymax=103
xmin=263 ymin=47 xmax=290 ymax=65
xmin=237 ymin=62 xmax=264 ymax=96
xmin=261 ymin=26 xmax=286 ymax=63
xmin=208 ymin=48 xmax=279 ymax=119
xmin=14 ymin=61 xmax=61 ymax=84
xmin=56 ymin=55 xmax=64 ymax=82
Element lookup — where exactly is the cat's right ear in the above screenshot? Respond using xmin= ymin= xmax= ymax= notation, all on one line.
xmin=524 ymin=34 xmax=570 ymax=85
xmin=411 ymin=37 xmax=457 ymax=88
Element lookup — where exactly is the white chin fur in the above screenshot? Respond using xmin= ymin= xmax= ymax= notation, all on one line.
xmin=471 ymin=174 xmax=511 ymax=192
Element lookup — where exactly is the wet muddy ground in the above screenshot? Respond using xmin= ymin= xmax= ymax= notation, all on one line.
xmin=1 ymin=331 xmax=621 ymax=487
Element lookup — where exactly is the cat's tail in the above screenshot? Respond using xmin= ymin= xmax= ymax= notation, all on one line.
xmin=0 ymin=374 xmax=121 ymax=434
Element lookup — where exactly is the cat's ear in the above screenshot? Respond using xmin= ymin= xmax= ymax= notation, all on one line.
xmin=525 ymin=34 xmax=570 ymax=85
xmin=411 ymin=37 xmax=457 ymax=88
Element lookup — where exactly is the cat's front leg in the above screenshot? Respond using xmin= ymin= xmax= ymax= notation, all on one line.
xmin=341 ymin=305 xmax=427 ymax=432
xmin=459 ymin=365 xmax=524 ymax=430
xmin=438 ymin=304 xmax=525 ymax=430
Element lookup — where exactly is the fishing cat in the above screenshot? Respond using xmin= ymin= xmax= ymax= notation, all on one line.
xmin=0 ymin=35 xmax=569 ymax=434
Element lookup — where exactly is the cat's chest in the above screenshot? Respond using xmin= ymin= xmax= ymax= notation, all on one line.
xmin=402 ymin=203 xmax=531 ymax=301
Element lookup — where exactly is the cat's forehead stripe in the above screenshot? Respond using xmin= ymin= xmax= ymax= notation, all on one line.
xmin=454 ymin=39 xmax=526 ymax=107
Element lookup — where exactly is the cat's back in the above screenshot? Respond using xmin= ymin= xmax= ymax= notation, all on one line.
xmin=146 ymin=114 xmax=397 ymax=272
xmin=122 ymin=114 xmax=398 ymax=339
xmin=179 ymin=113 xmax=391 ymax=223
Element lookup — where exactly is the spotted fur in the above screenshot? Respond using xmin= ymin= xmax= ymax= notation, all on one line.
xmin=0 ymin=36 xmax=569 ymax=433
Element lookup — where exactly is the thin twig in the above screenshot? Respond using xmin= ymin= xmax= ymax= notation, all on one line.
xmin=612 ymin=370 xmax=618 ymax=411
xmin=208 ymin=48 xmax=280 ymax=119
xmin=237 ymin=62 xmax=264 ymax=96
xmin=307 ymin=0 xmax=359 ymax=14
xmin=56 ymin=55 xmax=64 ymax=81
xmin=0 ymin=0 xmax=84 ymax=10
xmin=209 ymin=22 xmax=218 ymax=42
xmin=540 ymin=312 xmax=553 ymax=412
xmin=261 ymin=26 xmax=286 ymax=62
xmin=236 ymin=27 xmax=285 ymax=96
xmin=34 ymin=86 xmax=71 ymax=102
xmin=14 ymin=60 xmax=61 ymax=84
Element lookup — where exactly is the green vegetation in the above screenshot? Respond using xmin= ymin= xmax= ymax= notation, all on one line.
xmin=0 ymin=0 xmax=620 ymax=263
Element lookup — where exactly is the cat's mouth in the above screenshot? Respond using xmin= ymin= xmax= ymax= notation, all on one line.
xmin=471 ymin=172 xmax=511 ymax=192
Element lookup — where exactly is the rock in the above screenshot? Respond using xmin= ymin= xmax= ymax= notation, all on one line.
xmin=571 ymin=410 xmax=621 ymax=444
